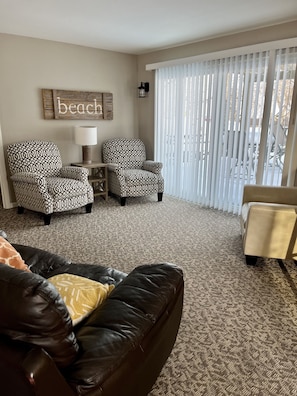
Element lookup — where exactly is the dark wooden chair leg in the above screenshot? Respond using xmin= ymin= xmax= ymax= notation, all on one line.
xmin=158 ymin=192 xmax=163 ymax=202
xmin=245 ymin=255 xmax=258 ymax=265
xmin=86 ymin=203 xmax=92 ymax=213
xmin=17 ymin=206 xmax=24 ymax=214
xmin=120 ymin=197 xmax=126 ymax=206
xmin=44 ymin=214 xmax=51 ymax=226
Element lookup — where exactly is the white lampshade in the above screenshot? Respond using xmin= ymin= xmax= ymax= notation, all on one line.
xmin=74 ymin=126 xmax=97 ymax=164
xmin=74 ymin=126 xmax=97 ymax=146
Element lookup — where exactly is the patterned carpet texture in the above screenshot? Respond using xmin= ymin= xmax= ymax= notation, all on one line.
xmin=1 ymin=195 xmax=297 ymax=396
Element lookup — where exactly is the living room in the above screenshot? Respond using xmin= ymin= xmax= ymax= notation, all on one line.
xmin=1 ymin=2 xmax=297 ymax=395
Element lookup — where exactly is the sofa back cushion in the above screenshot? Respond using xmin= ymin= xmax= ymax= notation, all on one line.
xmin=12 ymin=243 xmax=71 ymax=277
xmin=0 ymin=264 xmax=79 ymax=368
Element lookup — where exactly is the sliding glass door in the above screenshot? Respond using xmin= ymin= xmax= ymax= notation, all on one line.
xmin=257 ymin=47 xmax=296 ymax=186
xmin=155 ymin=46 xmax=297 ymax=214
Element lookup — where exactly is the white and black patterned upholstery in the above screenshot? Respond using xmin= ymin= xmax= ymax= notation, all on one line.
xmin=7 ymin=140 xmax=94 ymax=224
xmin=102 ymin=138 xmax=164 ymax=205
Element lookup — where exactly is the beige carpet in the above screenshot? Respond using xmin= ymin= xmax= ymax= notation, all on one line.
xmin=1 ymin=195 xmax=297 ymax=396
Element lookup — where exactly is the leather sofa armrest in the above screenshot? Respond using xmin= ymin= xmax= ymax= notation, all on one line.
xmin=67 ymin=263 xmax=184 ymax=396
xmin=0 ymin=336 xmax=74 ymax=396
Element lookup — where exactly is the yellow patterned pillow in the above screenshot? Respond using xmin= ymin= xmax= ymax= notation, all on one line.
xmin=48 ymin=273 xmax=114 ymax=326
xmin=0 ymin=236 xmax=31 ymax=272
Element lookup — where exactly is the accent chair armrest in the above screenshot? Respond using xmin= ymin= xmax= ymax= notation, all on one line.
xmin=107 ymin=163 xmax=125 ymax=177
xmin=60 ymin=166 xmax=89 ymax=183
xmin=11 ymin=172 xmax=46 ymax=186
xmin=11 ymin=173 xmax=51 ymax=204
xmin=241 ymin=202 xmax=297 ymax=259
xmin=142 ymin=160 xmax=163 ymax=174
xmin=242 ymin=184 xmax=297 ymax=206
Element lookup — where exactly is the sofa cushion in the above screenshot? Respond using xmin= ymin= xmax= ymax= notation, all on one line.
xmin=0 ymin=264 xmax=79 ymax=368
xmin=48 ymin=273 xmax=115 ymax=325
xmin=0 ymin=237 xmax=30 ymax=272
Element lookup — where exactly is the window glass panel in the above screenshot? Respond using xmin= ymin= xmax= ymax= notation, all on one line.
xmin=261 ymin=47 xmax=297 ymax=185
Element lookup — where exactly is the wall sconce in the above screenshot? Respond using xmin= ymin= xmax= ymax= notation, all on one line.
xmin=138 ymin=82 xmax=149 ymax=98
xmin=74 ymin=126 xmax=97 ymax=164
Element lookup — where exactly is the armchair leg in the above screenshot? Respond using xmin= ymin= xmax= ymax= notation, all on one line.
xmin=44 ymin=214 xmax=51 ymax=226
xmin=245 ymin=255 xmax=258 ymax=265
xmin=120 ymin=197 xmax=126 ymax=206
xmin=17 ymin=206 xmax=24 ymax=214
xmin=85 ymin=203 xmax=92 ymax=213
xmin=158 ymin=192 xmax=163 ymax=202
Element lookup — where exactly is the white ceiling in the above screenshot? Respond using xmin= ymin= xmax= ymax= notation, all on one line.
xmin=0 ymin=0 xmax=297 ymax=54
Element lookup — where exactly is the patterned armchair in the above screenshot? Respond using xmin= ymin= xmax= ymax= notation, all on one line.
xmin=102 ymin=138 xmax=164 ymax=206
xmin=6 ymin=140 xmax=94 ymax=225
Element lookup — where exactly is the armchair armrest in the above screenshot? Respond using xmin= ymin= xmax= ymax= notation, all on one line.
xmin=242 ymin=202 xmax=297 ymax=259
xmin=10 ymin=172 xmax=54 ymax=214
xmin=143 ymin=160 xmax=163 ymax=174
xmin=107 ymin=163 xmax=124 ymax=176
xmin=242 ymin=184 xmax=297 ymax=206
xmin=60 ymin=166 xmax=89 ymax=183
xmin=11 ymin=172 xmax=46 ymax=187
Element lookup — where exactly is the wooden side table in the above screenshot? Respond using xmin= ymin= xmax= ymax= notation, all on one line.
xmin=71 ymin=162 xmax=108 ymax=200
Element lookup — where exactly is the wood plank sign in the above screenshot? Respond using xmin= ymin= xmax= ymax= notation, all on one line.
xmin=42 ymin=89 xmax=113 ymax=120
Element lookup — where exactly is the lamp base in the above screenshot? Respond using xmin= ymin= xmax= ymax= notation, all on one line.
xmin=82 ymin=146 xmax=92 ymax=164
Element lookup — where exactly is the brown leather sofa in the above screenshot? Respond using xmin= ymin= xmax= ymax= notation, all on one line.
xmin=0 ymin=234 xmax=184 ymax=396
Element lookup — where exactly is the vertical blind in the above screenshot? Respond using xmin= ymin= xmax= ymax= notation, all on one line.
xmin=155 ymin=47 xmax=297 ymax=214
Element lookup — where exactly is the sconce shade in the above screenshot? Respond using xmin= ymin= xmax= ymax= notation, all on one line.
xmin=74 ymin=126 xmax=97 ymax=164
xmin=138 ymin=82 xmax=149 ymax=98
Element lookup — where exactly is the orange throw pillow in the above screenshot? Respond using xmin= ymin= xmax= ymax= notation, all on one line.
xmin=0 ymin=236 xmax=31 ymax=271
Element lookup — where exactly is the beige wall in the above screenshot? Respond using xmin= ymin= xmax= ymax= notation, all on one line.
xmin=137 ymin=20 xmax=297 ymax=159
xmin=0 ymin=34 xmax=138 ymax=206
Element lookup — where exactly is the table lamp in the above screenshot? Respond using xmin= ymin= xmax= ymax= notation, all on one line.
xmin=74 ymin=126 xmax=97 ymax=164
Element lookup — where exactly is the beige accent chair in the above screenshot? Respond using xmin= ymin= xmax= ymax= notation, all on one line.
xmin=240 ymin=184 xmax=297 ymax=265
